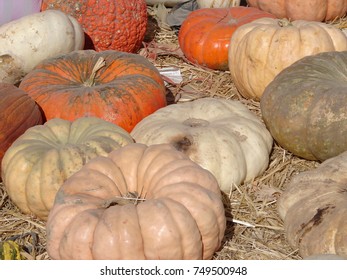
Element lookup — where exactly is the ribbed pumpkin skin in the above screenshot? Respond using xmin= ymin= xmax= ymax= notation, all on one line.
xmin=247 ymin=0 xmax=347 ymax=22
xmin=228 ymin=18 xmax=347 ymax=100
xmin=178 ymin=7 xmax=275 ymax=70
xmin=260 ymin=51 xmax=347 ymax=161
xmin=46 ymin=143 xmax=226 ymax=260
xmin=131 ymin=98 xmax=273 ymax=193
xmin=41 ymin=0 xmax=147 ymax=52
xmin=0 ymin=83 xmax=43 ymax=176
xmin=277 ymin=151 xmax=347 ymax=258
xmin=1 ymin=117 xmax=134 ymax=220
xmin=19 ymin=50 xmax=167 ymax=132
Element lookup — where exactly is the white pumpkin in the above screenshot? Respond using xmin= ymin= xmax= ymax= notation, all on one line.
xmin=0 ymin=9 xmax=84 ymax=84
xmin=197 ymin=0 xmax=240 ymax=8
xmin=131 ymin=98 xmax=273 ymax=193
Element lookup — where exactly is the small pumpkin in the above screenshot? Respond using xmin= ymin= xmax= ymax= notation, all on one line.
xmin=277 ymin=150 xmax=347 ymax=259
xmin=19 ymin=49 xmax=167 ymax=132
xmin=46 ymin=143 xmax=226 ymax=260
xmin=247 ymin=0 xmax=347 ymax=22
xmin=0 ymin=83 xmax=43 ymax=177
xmin=260 ymin=51 xmax=347 ymax=161
xmin=197 ymin=0 xmax=241 ymax=8
xmin=0 ymin=9 xmax=84 ymax=85
xmin=131 ymin=98 xmax=273 ymax=193
xmin=228 ymin=18 xmax=347 ymax=100
xmin=178 ymin=7 xmax=276 ymax=70
xmin=1 ymin=117 xmax=134 ymax=220
xmin=41 ymin=0 xmax=147 ymax=53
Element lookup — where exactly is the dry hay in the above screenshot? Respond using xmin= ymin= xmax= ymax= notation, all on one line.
xmin=2 ymin=6 xmax=343 ymax=260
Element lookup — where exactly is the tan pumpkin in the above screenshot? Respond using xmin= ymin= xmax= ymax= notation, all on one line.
xmin=131 ymin=98 xmax=273 ymax=193
xmin=277 ymin=151 xmax=347 ymax=259
xmin=228 ymin=18 xmax=347 ymax=100
xmin=1 ymin=117 xmax=134 ymax=220
xmin=46 ymin=143 xmax=226 ymax=260
xmin=247 ymin=0 xmax=347 ymax=22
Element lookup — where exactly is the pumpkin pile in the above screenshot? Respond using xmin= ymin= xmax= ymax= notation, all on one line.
xmin=1 ymin=0 xmax=347 ymax=261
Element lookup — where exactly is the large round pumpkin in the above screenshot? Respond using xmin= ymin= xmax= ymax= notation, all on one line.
xmin=277 ymin=150 xmax=347 ymax=259
xmin=19 ymin=49 xmax=167 ymax=132
xmin=46 ymin=143 xmax=226 ymax=260
xmin=260 ymin=51 xmax=347 ymax=162
xmin=1 ymin=117 xmax=134 ymax=220
xmin=131 ymin=98 xmax=273 ymax=193
xmin=247 ymin=0 xmax=347 ymax=22
xmin=0 ymin=83 xmax=43 ymax=177
xmin=228 ymin=18 xmax=347 ymax=100
xmin=41 ymin=0 xmax=147 ymax=53
xmin=178 ymin=7 xmax=276 ymax=70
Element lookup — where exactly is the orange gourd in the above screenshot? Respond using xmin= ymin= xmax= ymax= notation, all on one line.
xmin=19 ymin=50 xmax=167 ymax=132
xmin=41 ymin=0 xmax=147 ymax=53
xmin=178 ymin=6 xmax=276 ymax=70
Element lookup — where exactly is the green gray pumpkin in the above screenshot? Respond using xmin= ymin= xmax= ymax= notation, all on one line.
xmin=260 ymin=51 xmax=347 ymax=161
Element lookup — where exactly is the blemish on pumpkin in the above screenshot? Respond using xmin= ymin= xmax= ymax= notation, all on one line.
xmin=183 ymin=118 xmax=209 ymax=128
xmin=297 ymin=205 xmax=334 ymax=245
xmin=171 ymin=136 xmax=193 ymax=153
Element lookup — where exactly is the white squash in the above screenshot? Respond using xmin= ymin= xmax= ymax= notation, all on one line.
xmin=131 ymin=97 xmax=273 ymax=193
xmin=197 ymin=0 xmax=240 ymax=8
xmin=0 ymin=9 xmax=84 ymax=84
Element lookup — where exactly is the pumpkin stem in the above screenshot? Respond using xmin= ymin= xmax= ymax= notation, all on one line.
xmin=278 ymin=18 xmax=293 ymax=27
xmin=83 ymin=57 xmax=106 ymax=87
xmin=101 ymin=192 xmax=145 ymax=208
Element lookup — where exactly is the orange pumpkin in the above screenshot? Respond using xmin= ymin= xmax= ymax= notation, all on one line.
xmin=41 ymin=0 xmax=148 ymax=53
xmin=246 ymin=0 xmax=347 ymax=22
xmin=0 ymin=83 xmax=43 ymax=176
xmin=18 ymin=50 xmax=167 ymax=132
xmin=178 ymin=6 xmax=276 ymax=70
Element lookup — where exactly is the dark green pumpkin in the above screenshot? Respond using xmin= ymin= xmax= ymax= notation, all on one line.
xmin=260 ymin=51 xmax=347 ymax=161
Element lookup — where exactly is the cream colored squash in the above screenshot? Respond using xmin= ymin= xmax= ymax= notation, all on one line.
xmin=131 ymin=97 xmax=273 ymax=193
xmin=0 ymin=9 xmax=84 ymax=84
xmin=1 ymin=117 xmax=134 ymax=220
xmin=228 ymin=18 xmax=347 ymax=100
xmin=197 ymin=0 xmax=240 ymax=8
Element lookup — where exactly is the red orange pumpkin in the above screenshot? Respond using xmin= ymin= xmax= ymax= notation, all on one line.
xmin=19 ymin=50 xmax=167 ymax=132
xmin=178 ymin=6 xmax=276 ymax=70
xmin=41 ymin=0 xmax=148 ymax=53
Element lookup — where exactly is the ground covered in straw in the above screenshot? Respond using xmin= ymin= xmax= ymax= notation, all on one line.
xmin=1 ymin=6 xmax=345 ymax=260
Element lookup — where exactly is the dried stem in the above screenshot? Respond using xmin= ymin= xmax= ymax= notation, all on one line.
xmin=83 ymin=57 xmax=106 ymax=87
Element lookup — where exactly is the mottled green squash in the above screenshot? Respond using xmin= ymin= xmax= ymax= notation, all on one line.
xmin=260 ymin=51 xmax=347 ymax=161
